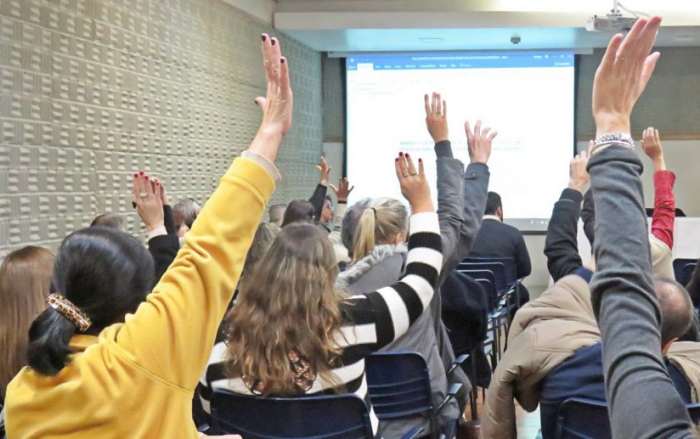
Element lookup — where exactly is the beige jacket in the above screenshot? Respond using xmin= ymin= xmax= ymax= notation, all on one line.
xmin=482 ymin=273 xmax=700 ymax=439
xmin=481 ymin=274 xmax=601 ymax=439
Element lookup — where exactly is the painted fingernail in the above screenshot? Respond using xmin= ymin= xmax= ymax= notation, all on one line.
xmin=261 ymin=35 xmax=267 ymax=42
xmin=419 ymin=158 xmax=423 ymax=163
xmin=144 ymin=176 xmax=149 ymax=181
xmin=156 ymin=182 xmax=160 ymax=186
xmin=280 ymin=58 xmax=285 ymax=64
xmin=395 ymin=158 xmax=399 ymax=162
xmin=133 ymin=173 xmax=138 ymax=178
xmin=139 ymin=171 xmax=144 ymax=175
xmin=399 ymin=152 xmax=404 ymax=157
xmin=271 ymin=38 xmax=276 ymax=46
xmin=406 ymin=153 xmax=410 ymax=158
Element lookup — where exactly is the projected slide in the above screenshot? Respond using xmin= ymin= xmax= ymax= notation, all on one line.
xmin=346 ymin=52 xmax=575 ymax=231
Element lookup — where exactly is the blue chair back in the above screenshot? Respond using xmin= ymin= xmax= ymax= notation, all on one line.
xmin=673 ymin=258 xmax=697 ymax=284
xmin=211 ymin=390 xmax=374 ymax=439
xmin=458 ymin=269 xmax=497 ymax=308
xmin=556 ymin=398 xmax=700 ymax=439
xmin=460 ymin=258 xmax=519 ymax=294
xmin=682 ymin=263 xmax=698 ymax=286
xmin=365 ymin=352 xmax=433 ymax=420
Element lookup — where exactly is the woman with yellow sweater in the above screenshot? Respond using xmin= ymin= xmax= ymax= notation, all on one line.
xmin=4 ymin=33 xmax=291 ymax=438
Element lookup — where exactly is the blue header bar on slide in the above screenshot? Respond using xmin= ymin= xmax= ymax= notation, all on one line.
xmin=346 ymin=52 xmax=574 ymax=71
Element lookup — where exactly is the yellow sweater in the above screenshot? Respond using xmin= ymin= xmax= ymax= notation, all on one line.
xmin=5 ymin=158 xmax=275 ymax=438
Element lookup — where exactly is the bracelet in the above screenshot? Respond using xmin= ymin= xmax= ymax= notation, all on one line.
xmin=591 ymin=133 xmax=635 ymax=155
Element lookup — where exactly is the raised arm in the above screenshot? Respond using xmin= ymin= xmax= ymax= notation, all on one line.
xmin=545 ymin=152 xmax=589 ymax=281
xmin=346 ymin=153 xmax=442 ymax=350
xmin=328 ymin=177 xmax=353 ymax=243
xmin=309 ymin=157 xmax=330 ymax=221
xmin=452 ymin=120 xmax=493 ymax=264
xmin=423 ymin=93 xmax=468 ymax=281
xmin=114 ymin=33 xmax=292 ymax=389
xmin=589 ymin=18 xmax=693 ymax=439
xmin=642 ymin=127 xmax=676 ymax=249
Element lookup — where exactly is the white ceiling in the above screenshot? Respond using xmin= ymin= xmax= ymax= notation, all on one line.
xmin=231 ymin=0 xmax=700 ymax=52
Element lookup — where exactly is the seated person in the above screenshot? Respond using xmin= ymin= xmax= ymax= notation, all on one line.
xmin=198 ymin=153 xmax=443 ymax=438
xmin=469 ymin=192 xmax=531 ymax=304
xmin=172 ymin=198 xmax=201 ymax=238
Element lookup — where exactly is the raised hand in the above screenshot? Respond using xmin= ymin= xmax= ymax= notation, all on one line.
xmin=329 ymin=177 xmax=354 ymax=203
xmin=151 ymin=178 xmax=170 ymax=206
xmin=465 ymin=120 xmax=497 ymax=164
xmin=249 ymin=34 xmax=293 ymax=162
xmin=316 ymin=156 xmax=331 ymax=186
xmin=641 ymin=127 xmax=666 ymax=170
xmin=133 ymin=171 xmax=164 ymax=232
xmin=424 ymin=92 xmax=448 ymax=143
xmin=569 ymin=150 xmax=590 ymax=193
xmin=592 ymin=17 xmax=662 ymax=137
xmin=395 ymin=153 xmax=433 ymax=214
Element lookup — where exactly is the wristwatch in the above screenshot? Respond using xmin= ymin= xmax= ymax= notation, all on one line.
xmin=591 ymin=133 xmax=635 ymax=155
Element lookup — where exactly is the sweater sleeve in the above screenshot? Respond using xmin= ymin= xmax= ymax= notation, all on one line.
xmin=453 ymin=162 xmax=490 ymax=264
xmin=112 ymin=158 xmax=276 ymax=390
xmin=545 ymin=188 xmax=584 ymax=282
xmin=587 ymin=146 xmax=693 ymax=439
xmin=345 ymin=212 xmax=442 ymax=350
xmin=651 ymin=170 xmax=676 ymax=250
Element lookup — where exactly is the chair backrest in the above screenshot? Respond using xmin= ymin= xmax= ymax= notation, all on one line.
xmin=458 ymin=261 xmax=507 ymax=293
xmin=211 ymin=390 xmax=374 ymax=439
xmin=556 ymin=398 xmax=700 ymax=439
xmin=459 ymin=269 xmax=497 ymax=308
xmin=364 ymin=352 xmax=434 ymax=420
xmin=673 ymin=258 xmax=697 ymax=284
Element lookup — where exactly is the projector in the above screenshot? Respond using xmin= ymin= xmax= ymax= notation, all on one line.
xmin=586 ymin=14 xmax=639 ymax=32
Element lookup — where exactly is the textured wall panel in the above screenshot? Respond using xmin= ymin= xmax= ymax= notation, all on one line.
xmin=0 ymin=0 xmax=323 ymax=260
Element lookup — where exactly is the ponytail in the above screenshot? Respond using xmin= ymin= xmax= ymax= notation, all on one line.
xmin=352 ymin=199 xmax=409 ymax=263
xmin=27 ymin=307 xmax=77 ymax=376
xmin=353 ymin=209 xmax=377 ymax=262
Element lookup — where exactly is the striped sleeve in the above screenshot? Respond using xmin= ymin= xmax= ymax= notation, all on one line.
xmin=358 ymin=212 xmax=442 ymax=348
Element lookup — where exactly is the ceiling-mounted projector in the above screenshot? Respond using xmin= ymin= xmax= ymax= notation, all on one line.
xmin=586 ymin=14 xmax=639 ymax=32
xmin=586 ymin=0 xmax=642 ymax=32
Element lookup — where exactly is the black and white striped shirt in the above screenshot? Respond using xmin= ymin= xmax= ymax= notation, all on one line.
xmin=198 ymin=212 xmax=442 ymax=434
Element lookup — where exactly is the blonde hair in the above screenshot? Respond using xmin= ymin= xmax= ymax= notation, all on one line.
xmin=0 ymin=246 xmax=55 ymax=399
xmin=226 ymin=223 xmax=344 ymax=396
xmin=353 ymin=198 xmax=408 ymax=262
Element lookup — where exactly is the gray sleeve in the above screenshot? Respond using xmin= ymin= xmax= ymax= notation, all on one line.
xmin=436 ymin=155 xmax=467 ymax=285
xmin=588 ymin=146 xmax=693 ymax=439
xmin=447 ymin=162 xmax=490 ymax=273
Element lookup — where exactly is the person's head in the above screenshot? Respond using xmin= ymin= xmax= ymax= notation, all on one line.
xmin=281 ymin=200 xmax=316 ymax=227
xmin=243 ymin=222 xmax=281 ymax=277
xmin=0 ymin=246 xmax=55 ymax=398
xmin=654 ymin=278 xmax=694 ymax=355
xmin=341 ymin=198 xmax=371 ymax=257
xmin=353 ymin=198 xmax=409 ymax=262
xmin=485 ymin=192 xmax=503 ymax=221
xmin=173 ymin=198 xmax=201 ymax=238
xmin=90 ymin=213 xmax=125 ymax=232
xmin=225 ymin=223 xmax=343 ymax=395
xmin=268 ymin=203 xmax=287 ymax=227
xmin=321 ymin=196 xmax=334 ymax=224
xmin=27 ymin=227 xmax=154 ymax=376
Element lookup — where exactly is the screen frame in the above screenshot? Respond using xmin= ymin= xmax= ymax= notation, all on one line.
xmin=343 ymin=50 xmax=578 ymax=233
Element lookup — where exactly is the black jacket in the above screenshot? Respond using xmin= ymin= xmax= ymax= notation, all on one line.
xmin=148 ymin=205 xmax=180 ymax=285
xmin=470 ymin=218 xmax=532 ymax=279
xmin=544 ymin=188 xmax=584 ymax=282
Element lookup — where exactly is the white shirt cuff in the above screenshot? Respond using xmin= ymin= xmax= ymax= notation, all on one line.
xmin=147 ymin=226 xmax=167 ymax=240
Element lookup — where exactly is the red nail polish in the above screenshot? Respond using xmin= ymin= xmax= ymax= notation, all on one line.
xmin=399 ymin=152 xmax=404 ymax=157
xmin=419 ymin=158 xmax=423 ymax=162
xmin=139 ymin=171 xmax=144 ymax=176
xmin=156 ymin=182 xmax=160 ymax=186
xmin=280 ymin=58 xmax=285 ymax=64
xmin=406 ymin=153 xmax=410 ymax=158
xmin=261 ymin=35 xmax=267 ymax=42
xmin=133 ymin=173 xmax=138 ymax=178
xmin=395 ymin=158 xmax=399 ymax=162
xmin=144 ymin=176 xmax=149 ymax=181
xmin=271 ymin=39 xmax=276 ymax=46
